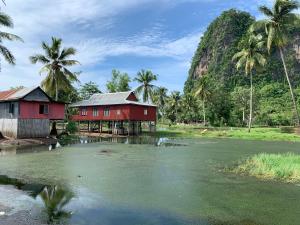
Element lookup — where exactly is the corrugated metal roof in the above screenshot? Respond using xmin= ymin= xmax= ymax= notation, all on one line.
xmin=70 ymin=91 xmax=156 ymax=107
xmin=0 ymin=86 xmax=39 ymax=101
xmin=0 ymin=89 xmax=18 ymax=100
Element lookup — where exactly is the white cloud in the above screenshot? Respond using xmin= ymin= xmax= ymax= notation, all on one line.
xmin=0 ymin=0 xmax=202 ymax=90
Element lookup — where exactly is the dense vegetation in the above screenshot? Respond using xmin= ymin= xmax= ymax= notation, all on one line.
xmin=183 ymin=7 xmax=300 ymax=127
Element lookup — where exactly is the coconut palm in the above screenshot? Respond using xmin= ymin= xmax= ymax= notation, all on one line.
xmin=0 ymin=11 xmax=22 ymax=70
xmin=154 ymin=86 xmax=168 ymax=117
xmin=166 ymin=91 xmax=181 ymax=123
xmin=134 ymin=69 xmax=158 ymax=103
xmin=232 ymin=34 xmax=266 ymax=132
xmin=30 ymin=37 xmax=80 ymax=101
xmin=194 ymin=76 xmax=211 ymax=126
xmin=258 ymin=0 xmax=300 ymax=125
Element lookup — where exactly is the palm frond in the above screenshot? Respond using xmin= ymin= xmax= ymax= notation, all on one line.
xmin=0 ymin=32 xmax=23 ymax=42
xmin=0 ymin=12 xmax=13 ymax=27
xmin=29 ymin=54 xmax=50 ymax=64
xmin=59 ymin=47 xmax=77 ymax=60
xmin=60 ymin=60 xmax=80 ymax=66
xmin=0 ymin=44 xmax=15 ymax=64
xmin=39 ymin=64 xmax=51 ymax=75
xmin=63 ymin=68 xmax=79 ymax=82
xmin=259 ymin=5 xmax=274 ymax=17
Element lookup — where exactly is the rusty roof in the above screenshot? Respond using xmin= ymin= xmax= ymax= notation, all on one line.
xmin=0 ymin=89 xmax=20 ymax=101
xmin=0 ymin=86 xmax=51 ymax=102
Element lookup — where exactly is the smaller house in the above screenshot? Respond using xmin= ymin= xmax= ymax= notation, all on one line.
xmin=0 ymin=87 xmax=65 ymax=138
xmin=70 ymin=91 xmax=157 ymax=135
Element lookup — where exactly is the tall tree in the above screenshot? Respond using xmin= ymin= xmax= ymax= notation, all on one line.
xmin=0 ymin=10 xmax=22 ymax=70
xmin=30 ymin=37 xmax=80 ymax=101
xmin=152 ymin=86 xmax=168 ymax=118
xmin=233 ymin=34 xmax=266 ymax=132
xmin=106 ymin=69 xmax=131 ymax=93
xmin=194 ymin=76 xmax=211 ymax=126
xmin=134 ymin=69 xmax=158 ymax=103
xmin=79 ymin=81 xmax=101 ymax=100
xmin=166 ymin=91 xmax=181 ymax=124
xmin=258 ymin=0 xmax=300 ymax=125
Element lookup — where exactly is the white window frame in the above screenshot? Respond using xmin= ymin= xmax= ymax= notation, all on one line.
xmin=92 ymin=107 xmax=99 ymax=117
xmin=81 ymin=107 xmax=87 ymax=116
xmin=104 ymin=108 xmax=110 ymax=117
xmin=144 ymin=109 xmax=148 ymax=115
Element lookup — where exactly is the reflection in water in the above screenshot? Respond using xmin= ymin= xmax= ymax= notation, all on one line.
xmin=0 ymin=174 xmax=264 ymax=225
xmin=61 ymin=135 xmax=187 ymax=147
xmin=0 ymin=136 xmax=187 ymax=156
xmin=0 ymin=175 xmax=74 ymax=224
xmin=40 ymin=185 xmax=74 ymax=224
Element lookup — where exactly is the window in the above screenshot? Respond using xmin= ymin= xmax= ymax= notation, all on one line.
xmin=104 ymin=108 xmax=110 ymax=116
xmin=9 ymin=103 xmax=14 ymax=114
xmin=144 ymin=109 xmax=148 ymax=115
xmin=39 ymin=104 xmax=49 ymax=114
xmin=93 ymin=107 xmax=99 ymax=117
xmin=117 ymin=109 xmax=121 ymax=115
xmin=81 ymin=108 xmax=87 ymax=116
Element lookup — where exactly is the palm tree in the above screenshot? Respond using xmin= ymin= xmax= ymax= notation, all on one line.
xmin=30 ymin=37 xmax=80 ymax=101
xmin=167 ymin=91 xmax=181 ymax=123
xmin=0 ymin=11 xmax=22 ymax=69
xmin=194 ymin=76 xmax=211 ymax=126
xmin=232 ymin=34 xmax=266 ymax=132
xmin=155 ymin=87 xmax=168 ymax=117
xmin=258 ymin=0 xmax=300 ymax=125
xmin=134 ymin=69 xmax=158 ymax=103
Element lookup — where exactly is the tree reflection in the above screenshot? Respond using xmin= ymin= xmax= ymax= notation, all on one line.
xmin=39 ymin=185 xmax=74 ymax=224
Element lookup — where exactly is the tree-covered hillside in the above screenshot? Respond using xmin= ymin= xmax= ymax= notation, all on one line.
xmin=183 ymin=9 xmax=300 ymax=127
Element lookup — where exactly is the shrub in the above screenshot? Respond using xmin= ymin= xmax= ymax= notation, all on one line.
xmin=66 ymin=121 xmax=78 ymax=134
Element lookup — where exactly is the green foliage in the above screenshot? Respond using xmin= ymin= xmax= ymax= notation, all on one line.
xmin=134 ymin=69 xmax=158 ymax=103
xmin=182 ymin=7 xmax=300 ymax=127
xmin=30 ymin=37 xmax=80 ymax=101
xmin=106 ymin=69 xmax=131 ymax=93
xmin=79 ymin=81 xmax=101 ymax=100
xmin=66 ymin=121 xmax=78 ymax=134
xmin=152 ymin=87 xmax=168 ymax=119
xmin=0 ymin=10 xmax=23 ymax=69
xmin=184 ymin=9 xmax=255 ymax=94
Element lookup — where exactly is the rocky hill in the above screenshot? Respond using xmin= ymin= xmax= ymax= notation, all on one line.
xmin=183 ymin=9 xmax=300 ymax=126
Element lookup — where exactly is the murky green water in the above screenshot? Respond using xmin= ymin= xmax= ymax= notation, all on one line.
xmin=1 ymin=136 xmax=300 ymax=225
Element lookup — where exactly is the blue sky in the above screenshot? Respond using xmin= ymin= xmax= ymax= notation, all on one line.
xmin=1 ymin=0 xmax=272 ymax=92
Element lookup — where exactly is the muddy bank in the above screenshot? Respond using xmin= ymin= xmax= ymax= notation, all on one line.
xmin=0 ymin=137 xmax=57 ymax=149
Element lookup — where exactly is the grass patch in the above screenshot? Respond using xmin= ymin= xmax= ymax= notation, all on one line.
xmin=156 ymin=124 xmax=300 ymax=142
xmin=232 ymin=153 xmax=300 ymax=183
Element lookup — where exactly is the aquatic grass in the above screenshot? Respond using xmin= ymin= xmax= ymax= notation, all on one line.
xmin=233 ymin=153 xmax=300 ymax=182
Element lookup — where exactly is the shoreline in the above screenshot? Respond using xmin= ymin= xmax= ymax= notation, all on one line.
xmin=0 ymin=137 xmax=58 ymax=149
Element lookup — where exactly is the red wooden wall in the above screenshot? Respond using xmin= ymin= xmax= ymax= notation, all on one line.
xmin=19 ymin=101 xmax=65 ymax=120
xmin=71 ymin=104 xmax=156 ymax=121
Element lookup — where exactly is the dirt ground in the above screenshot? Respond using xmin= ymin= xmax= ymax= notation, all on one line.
xmin=0 ymin=136 xmax=57 ymax=148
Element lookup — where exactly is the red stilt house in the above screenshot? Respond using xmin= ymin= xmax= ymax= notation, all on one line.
xmin=70 ymin=91 xmax=157 ymax=135
xmin=0 ymin=86 xmax=65 ymax=138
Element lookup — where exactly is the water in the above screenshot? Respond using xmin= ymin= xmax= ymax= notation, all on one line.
xmin=0 ymin=136 xmax=300 ymax=225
